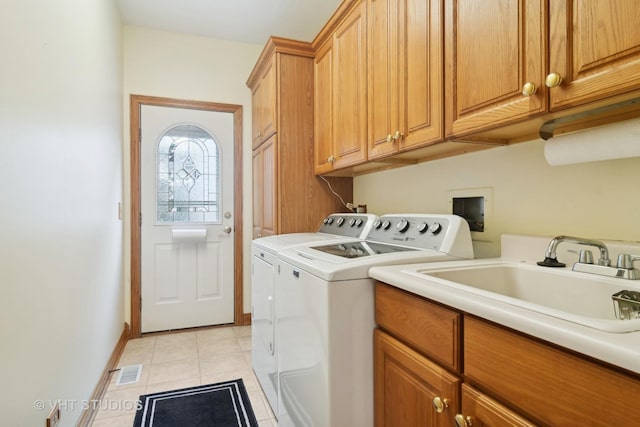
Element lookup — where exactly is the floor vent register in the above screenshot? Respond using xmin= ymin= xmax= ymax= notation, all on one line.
xmin=116 ymin=364 xmax=142 ymax=385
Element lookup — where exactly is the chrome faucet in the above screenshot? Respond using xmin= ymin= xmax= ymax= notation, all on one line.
xmin=538 ymin=235 xmax=640 ymax=279
xmin=538 ymin=235 xmax=611 ymax=268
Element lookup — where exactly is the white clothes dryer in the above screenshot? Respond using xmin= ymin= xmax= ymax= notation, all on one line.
xmin=251 ymin=213 xmax=378 ymax=416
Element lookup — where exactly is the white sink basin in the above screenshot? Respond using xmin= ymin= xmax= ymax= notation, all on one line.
xmin=405 ymin=262 xmax=640 ymax=333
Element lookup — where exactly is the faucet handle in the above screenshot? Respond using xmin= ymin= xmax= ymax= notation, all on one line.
xmin=569 ymin=249 xmax=594 ymax=264
xmin=616 ymin=254 xmax=640 ymax=269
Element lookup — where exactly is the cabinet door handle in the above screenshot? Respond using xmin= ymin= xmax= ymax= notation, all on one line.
xmin=432 ymin=396 xmax=449 ymax=413
xmin=393 ymin=130 xmax=404 ymax=141
xmin=386 ymin=134 xmax=393 ymax=143
xmin=454 ymin=414 xmax=473 ymax=427
xmin=521 ymin=82 xmax=537 ymax=97
xmin=545 ymin=72 xmax=563 ymax=88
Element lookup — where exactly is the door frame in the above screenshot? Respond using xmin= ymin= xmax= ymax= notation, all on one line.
xmin=129 ymin=94 xmax=244 ymax=338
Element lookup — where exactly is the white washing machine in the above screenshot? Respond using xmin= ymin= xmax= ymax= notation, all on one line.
xmin=275 ymin=214 xmax=474 ymax=427
xmin=251 ymin=213 xmax=378 ymax=417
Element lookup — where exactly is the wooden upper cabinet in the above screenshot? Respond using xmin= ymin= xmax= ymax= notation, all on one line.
xmin=444 ymin=0 xmax=547 ymax=138
xmin=333 ymin=1 xmax=368 ymax=169
xmin=446 ymin=0 xmax=640 ymax=139
xmin=251 ymin=59 xmax=277 ymax=149
xmin=314 ymin=39 xmax=335 ymax=174
xmin=548 ymin=0 xmax=640 ymax=111
xmin=367 ymin=0 xmax=443 ymax=160
xmin=249 ymin=37 xmax=354 ymax=235
xmin=314 ymin=0 xmax=368 ymax=174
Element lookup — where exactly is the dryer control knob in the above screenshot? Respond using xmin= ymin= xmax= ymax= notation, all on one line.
xmin=417 ymin=222 xmax=429 ymax=233
xmin=382 ymin=220 xmax=391 ymax=230
xmin=430 ymin=222 xmax=443 ymax=234
xmin=348 ymin=218 xmax=357 ymax=227
xmin=336 ymin=217 xmax=345 ymax=226
xmin=373 ymin=220 xmax=382 ymax=229
xmin=397 ymin=219 xmax=410 ymax=233
xmin=355 ymin=219 xmax=364 ymax=227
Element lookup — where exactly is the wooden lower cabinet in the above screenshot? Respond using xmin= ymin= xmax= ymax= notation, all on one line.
xmin=458 ymin=384 xmax=535 ymax=427
xmin=464 ymin=316 xmax=640 ymax=427
xmin=374 ymin=329 xmax=460 ymax=427
xmin=374 ymin=282 xmax=640 ymax=427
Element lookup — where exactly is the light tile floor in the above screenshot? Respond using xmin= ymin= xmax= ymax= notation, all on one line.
xmin=91 ymin=325 xmax=278 ymax=426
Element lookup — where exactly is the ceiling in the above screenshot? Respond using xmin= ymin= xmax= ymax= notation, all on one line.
xmin=116 ymin=0 xmax=344 ymax=45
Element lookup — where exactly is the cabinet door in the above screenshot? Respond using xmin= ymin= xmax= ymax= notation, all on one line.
xmin=367 ymin=0 xmax=397 ymax=158
xmin=252 ymin=136 xmax=277 ymax=238
xmin=251 ymin=148 xmax=263 ymax=239
xmin=332 ymin=1 xmax=368 ymax=169
xmin=399 ymin=0 xmax=443 ymax=150
xmin=444 ymin=0 xmax=546 ymax=138
xmin=368 ymin=0 xmax=444 ymax=160
xmin=457 ymin=384 xmax=535 ymax=427
xmin=260 ymin=136 xmax=277 ymax=237
xmin=314 ymin=39 xmax=335 ymax=174
xmin=548 ymin=0 xmax=640 ymax=110
xmin=374 ymin=329 xmax=460 ymax=427
xmin=251 ymin=59 xmax=277 ymax=148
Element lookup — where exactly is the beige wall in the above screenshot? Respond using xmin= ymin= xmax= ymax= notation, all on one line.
xmin=354 ymin=135 xmax=640 ymax=258
xmin=122 ymin=26 xmax=263 ymax=320
xmin=0 ymin=0 xmax=124 ymax=425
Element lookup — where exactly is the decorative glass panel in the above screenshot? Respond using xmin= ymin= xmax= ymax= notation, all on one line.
xmin=156 ymin=125 xmax=220 ymax=223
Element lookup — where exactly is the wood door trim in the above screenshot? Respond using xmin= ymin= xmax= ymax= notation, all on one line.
xmin=129 ymin=94 xmax=244 ymax=338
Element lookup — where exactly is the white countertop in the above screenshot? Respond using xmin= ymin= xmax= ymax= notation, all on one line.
xmin=368 ymin=234 xmax=640 ymax=375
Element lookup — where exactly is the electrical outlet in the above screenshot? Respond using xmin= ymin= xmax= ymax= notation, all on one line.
xmin=46 ymin=403 xmax=60 ymax=427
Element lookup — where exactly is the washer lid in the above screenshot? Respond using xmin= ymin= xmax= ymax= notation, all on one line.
xmin=311 ymin=241 xmax=418 ymax=259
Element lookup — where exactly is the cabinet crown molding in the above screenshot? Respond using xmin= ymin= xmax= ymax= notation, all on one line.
xmin=311 ymin=0 xmax=361 ymax=50
xmin=246 ymin=36 xmax=314 ymax=88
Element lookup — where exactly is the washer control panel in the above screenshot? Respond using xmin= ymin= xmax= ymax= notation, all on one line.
xmin=366 ymin=214 xmax=455 ymax=250
xmin=317 ymin=213 xmax=378 ymax=239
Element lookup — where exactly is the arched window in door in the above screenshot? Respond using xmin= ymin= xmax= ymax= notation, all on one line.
xmin=156 ymin=124 xmax=220 ymax=224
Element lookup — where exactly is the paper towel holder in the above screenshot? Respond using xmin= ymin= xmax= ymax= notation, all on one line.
xmin=539 ymin=97 xmax=640 ymax=140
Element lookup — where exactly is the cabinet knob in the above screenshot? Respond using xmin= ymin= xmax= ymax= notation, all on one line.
xmin=545 ymin=72 xmax=563 ymax=88
xmin=454 ymin=414 xmax=473 ymax=427
xmin=432 ymin=396 xmax=449 ymax=413
xmin=327 ymin=155 xmax=335 ymax=163
xmin=386 ymin=134 xmax=393 ymax=143
xmin=521 ymin=82 xmax=537 ymax=97
xmin=393 ymin=130 xmax=404 ymax=141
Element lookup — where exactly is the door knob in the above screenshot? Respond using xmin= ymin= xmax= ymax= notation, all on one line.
xmin=223 ymin=226 xmax=232 ymax=234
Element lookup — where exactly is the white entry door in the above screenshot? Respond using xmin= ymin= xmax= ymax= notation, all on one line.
xmin=141 ymin=105 xmax=235 ymax=333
